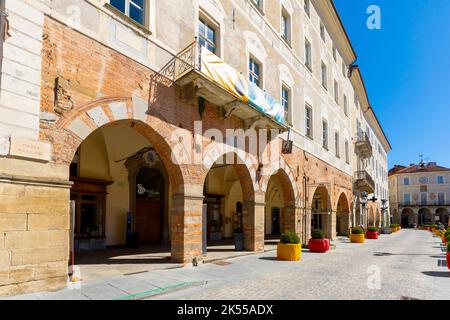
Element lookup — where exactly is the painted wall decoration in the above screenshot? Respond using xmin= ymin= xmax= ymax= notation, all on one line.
xmin=200 ymin=50 xmax=286 ymax=125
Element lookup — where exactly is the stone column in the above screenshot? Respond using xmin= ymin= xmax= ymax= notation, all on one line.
xmin=243 ymin=193 xmax=265 ymax=252
xmin=170 ymin=186 xmax=204 ymax=264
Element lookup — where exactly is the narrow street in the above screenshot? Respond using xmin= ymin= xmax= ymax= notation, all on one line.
xmin=6 ymin=229 xmax=449 ymax=300
xmin=155 ymin=229 xmax=450 ymax=300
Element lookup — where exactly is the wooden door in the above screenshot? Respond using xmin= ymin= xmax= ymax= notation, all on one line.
xmin=135 ymin=200 xmax=161 ymax=245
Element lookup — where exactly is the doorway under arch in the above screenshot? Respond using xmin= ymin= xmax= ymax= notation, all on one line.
xmin=336 ymin=193 xmax=351 ymax=236
xmin=311 ymin=186 xmax=333 ymax=239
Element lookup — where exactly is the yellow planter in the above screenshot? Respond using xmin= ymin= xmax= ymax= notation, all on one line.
xmin=277 ymin=243 xmax=302 ymax=261
xmin=350 ymin=234 xmax=365 ymax=243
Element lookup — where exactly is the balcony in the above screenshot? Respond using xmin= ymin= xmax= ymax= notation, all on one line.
xmin=354 ymin=170 xmax=375 ymax=194
xmin=398 ymin=201 xmax=450 ymax=208
xmin=151 ymin=41 xmax=288 ymax=132
xmin=354 ymin=132 xmax=373 ymax=158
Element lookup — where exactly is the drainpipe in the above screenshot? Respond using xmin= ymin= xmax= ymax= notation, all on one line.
xmin=303 ymin=175 xmax=308 ymax=244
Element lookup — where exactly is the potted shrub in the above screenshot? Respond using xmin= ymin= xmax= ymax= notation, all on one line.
xmin=234 ymin=228 xmax=244 ymax=251
xmin=308 ymin=229 xmax=330 ymax=253
xmin=277 ymin=232 xmax=302 ymax=261
xmin=390 ymin=224 xmax=399 ymax=233
xmin=350 ymin=227 xmax=365 ymax=243
xmin=366 ymin=226 xmax=379 ymax=240
xmin=447 ymin=242 xmax=450 ymax=271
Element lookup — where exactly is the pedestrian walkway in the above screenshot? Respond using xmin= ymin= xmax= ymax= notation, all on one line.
xmin=4 ymin=230 xmax=449 ymax=300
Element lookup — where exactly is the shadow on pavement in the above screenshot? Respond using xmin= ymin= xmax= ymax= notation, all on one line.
xmin=422 ymin=271 xmax=450 ymax=278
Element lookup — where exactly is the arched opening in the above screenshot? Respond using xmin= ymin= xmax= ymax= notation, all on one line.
xmin=69 ymin=121 xmax=176 ymax=281
xmin=368 ymin=207 xmax=375 ymax=227
xmin=401 ymin=208 xmax=416 ymax=228
xmin=202 ymin=152 xmax=257 ymax=257
xmin=336 ymin=193 xmax=351 ymax=236
xmin=436 ymin=208 xmax=449 ymax=226
xmin=264 ymin=170 xmax=297 ymax=242
xmin=311 ymin=186 xmax=333 ymax=239
xmin=392 ymin=209 xmax=399 ymax=224
xmin=375 ymin=209 xmax=381 ymax=228
xmin=418 ymin=208 xmax=433 ymax=225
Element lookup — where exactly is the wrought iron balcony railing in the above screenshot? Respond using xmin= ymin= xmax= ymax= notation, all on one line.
xmin=355 ymin=131 xmax=373 ymax=158
xmin=150 ymin=40 xmax=287 ymax=130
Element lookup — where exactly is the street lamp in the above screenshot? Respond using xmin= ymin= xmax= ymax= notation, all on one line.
xmin=381 ymin=199 xmax=388 ymax=230
xmin=360 ymin=192 xmax=368 ymax=228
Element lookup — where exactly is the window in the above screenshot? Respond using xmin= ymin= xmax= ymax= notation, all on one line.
xmin=421 ymin=192 xmax=428 ymax=205
xmin=437 ymin=176 xmax=445 ymax=184
xmin=304 ymin=0 xmax=310 ymax=16
xmin=345 ymin=139 xmax=349 ymax=164
xmin=249 ymin=57 xmax=261 ymax=87
xmin=281 ymin=7 xmax=291 ymax=43
xmin=332 ymin=46 xmax=337 ymax=61
xmin=321 ymin=62 xmax=327 ymax=89
xmin=404 ymin=177 xmax=410 ymax=186
xmin=334 ymin=80 xmax=339 ymax=104
xmin=438 ymin=192 xmax=445 ymax=205
xmin=342 ymin=62 xmax=346 ymax=77
xmin=305 ymin=105 xmax=313 ymax=139
xmin=305 ymin=39 xmax=312 ymax=71
xmin=320 ymin=22 xmax=325 ymax=41
xmin=251 ymin=0 xmax=263 ymax=10
xmin=322 ymin=119 xmax=328 ymax=150
xmin=199 ymin=18 xmax=217 ymax=54
xmin=282 ymin=85 xmax=290 ymax=124
xmin=110 ymin=0 xmax=146 ymax=26
xmin=404 ymin=193 xmax=411 ymax=205
xmin=335 ymin=131 xmax=340 ymax=158
xmin=344 ymin=94 xmax=348 ymax=116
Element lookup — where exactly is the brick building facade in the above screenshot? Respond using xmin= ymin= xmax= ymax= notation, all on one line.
xmin=0 ymin=0 xmax=390 ymax=296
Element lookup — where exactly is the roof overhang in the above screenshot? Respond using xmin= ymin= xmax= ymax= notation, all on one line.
xmin=350 ymin=66 xmax=392 ymax=153
xmin=314 ymin=0 xmax=357 ymax=65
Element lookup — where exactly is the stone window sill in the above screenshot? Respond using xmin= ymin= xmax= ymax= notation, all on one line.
xmin=104 ymin=3 xmax=152 ymax=36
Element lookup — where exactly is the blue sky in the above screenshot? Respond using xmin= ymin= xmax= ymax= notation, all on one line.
xmin=334 ymin=0 xmax=450 ymax=169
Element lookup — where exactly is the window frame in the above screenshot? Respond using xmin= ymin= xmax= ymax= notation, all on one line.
xmin=249 ymin=56 xmax=262 ymax=88
xmin=198 ymin=14 xmax=219 ymax=55
xmin=321 ymin=62 xmax=328 ymax=90
xmin=281 ymin=84 xmax=291 ymax=125
xmin=304 ymin=0 xmax=310 ymax=17
xmin=334 ymin=131 xmax=340 ymax=158
xmin=304 ymin=38 xmax=312 ymax=72
xmin=437 ymin=175 xmax=445 ymax=184
xmin=280 ymin=6 xmax=291 ymax=44
xmin=305 ymin=104 xmax=313 ymax=139
xmin=322 ymin=119 xmax=328 ymax=150
xmin=345 ymin=139 xmax=350 ymax=164
xmin=109 ymin=0 xmax=148 ymax=27
xmin=334 ymin=80 xmax=339 ymax=104
xmin=320 ymin=22 xmax=326 ymax=42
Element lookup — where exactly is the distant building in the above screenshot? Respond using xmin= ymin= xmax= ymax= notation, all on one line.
xmin=389 ymin=162 xmax=450 ymax=227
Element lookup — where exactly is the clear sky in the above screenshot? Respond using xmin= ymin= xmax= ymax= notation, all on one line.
xmin=334 ymin=0 xmax=450 ymax=169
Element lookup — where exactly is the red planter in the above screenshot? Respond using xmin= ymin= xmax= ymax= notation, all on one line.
xmin=447 ymin=252 xmax=450 ymax=270
xmin=366 ymin=231 xmax=379 ymax=240
xmin=308 ymin=239 xmax=330 ymax=253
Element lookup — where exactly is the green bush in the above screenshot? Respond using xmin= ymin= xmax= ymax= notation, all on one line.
xmin=280 ymin=232 xmax=301 ymax=244
xmin=390 ymin=224 xmax=397 ymax=229
xmin=447 ymin=242 xmax=450 ymax=252
xmin=311 ymin=229 xmax=326 ymax=240
xmin=368 ymin=227 xmax=378 ymax=232
xmin=352 ymin=227 xmax=364 ymax=235
xmin=445 ymin=229 xmax=450 ymax=236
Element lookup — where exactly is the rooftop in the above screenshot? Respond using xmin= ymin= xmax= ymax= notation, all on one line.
xmin=389 ymin=162 xmax=450 ymax=176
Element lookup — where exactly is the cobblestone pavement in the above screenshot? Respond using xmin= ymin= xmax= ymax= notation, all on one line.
xmin=155 ymin=230 xmax=450 ymax=300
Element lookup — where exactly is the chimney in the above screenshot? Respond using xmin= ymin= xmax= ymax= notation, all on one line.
xmin=428 ymin=162 xmax=437 ymax=167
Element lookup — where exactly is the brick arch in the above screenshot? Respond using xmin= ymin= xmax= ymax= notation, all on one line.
xmin=55 ymin=96 xmax=186 ymax=188
xmin=336 ymin=192 xmax=351 ymax=213
xmin=260 ymin=159 xmax=300 ymax=206
xmin=310 ymin=184 xmax=332 ymax=211
xmin=201 ymin=145 xmax=257 ymax=202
